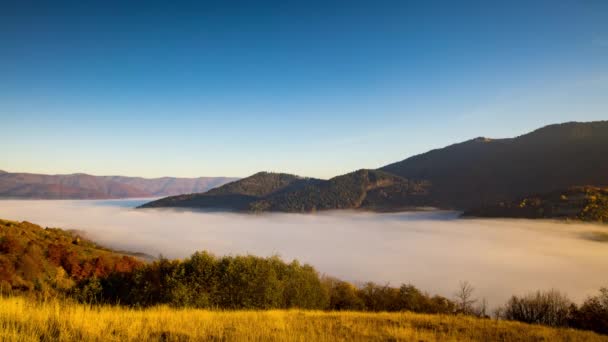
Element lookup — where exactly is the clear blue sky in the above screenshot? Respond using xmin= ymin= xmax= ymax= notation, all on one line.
xmin=1 ymin=1 xmax=607 ymax=179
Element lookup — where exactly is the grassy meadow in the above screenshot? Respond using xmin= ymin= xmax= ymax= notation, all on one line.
xmin=0 ymin=297 xmax=605 ymax=342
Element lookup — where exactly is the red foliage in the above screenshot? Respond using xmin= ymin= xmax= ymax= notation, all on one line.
xmin=47 ymin=244 xmax=66 ymax=266
xmin=0 ymin=235 xmax=21 ymax=254
xmin=92 ymin=256 xmax=111 ymax=277
xmin=0 ymin=256 xmax=15 ymax=282
xmin=114 ymin=256 xmax=141 ymax=273
xmin=60 ymin=250 xmax=81 ymax=277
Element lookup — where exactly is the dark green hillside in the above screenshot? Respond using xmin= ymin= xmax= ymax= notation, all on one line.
xmin=250 ymin=169 xmax=431 ymax=212
xmin=465 ymin=186 xmax=608 ymax=222
xmin=0 ymin=219 xmax=142 ymax=295
xmin=139 ymin=172 xmax=322 ymax=210
xmin=381 ymin=121 xmax=608 ymax=210
xmin=140 ymin=170 xmax=431 ymax=212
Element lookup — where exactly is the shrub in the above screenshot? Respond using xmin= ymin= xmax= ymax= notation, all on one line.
xmin=501 ymin=290 xmax=573 ymax=327
xmin=571 ymin=288 xmax=608 ymax=335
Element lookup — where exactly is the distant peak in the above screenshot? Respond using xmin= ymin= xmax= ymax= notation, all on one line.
xmin=471 ymin=137 xmax=493 ymax=143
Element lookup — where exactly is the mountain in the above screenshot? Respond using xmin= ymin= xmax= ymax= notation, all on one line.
xmin=0 ymin=172 xmax=148 ymax=199
xmin=100 ymin=175 xmax=238 ymax=197
xmin=138 ymin=120 xmax=608 ymax=215
xmin=140 ymin=169 xmax=431 ymax=212
xmin=381 ymin=121 xmax=608 ymax=210
xmin=464 ymin=186 xmax=608 ymax=222
xmin=139 ymin=172 xmax=323 ymax=210
xmin=0 ymin=172 xmax=238 ymax=199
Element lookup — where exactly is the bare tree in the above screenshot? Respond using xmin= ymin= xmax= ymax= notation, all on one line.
xmin=473 ymin=297 xmax=488 ymax=318
xmin=493 ymin=306 xmax=505 ymax=321
xmin=454 ymin=281 xmax=477 ymax=315
xmin=501 ymin=289 xmax=573 ymax=327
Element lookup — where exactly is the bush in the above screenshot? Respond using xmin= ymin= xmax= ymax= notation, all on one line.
xmin=323 ymin=277 xmax=365 ymax=310
xmin=501 ymin=290 xmax=573 ymax=327
xmin=571 ymin=288 xmax=608 ymax=335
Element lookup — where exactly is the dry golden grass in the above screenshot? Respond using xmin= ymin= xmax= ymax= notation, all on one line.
xmin=0 ymin=296 xmax=605 ymax=341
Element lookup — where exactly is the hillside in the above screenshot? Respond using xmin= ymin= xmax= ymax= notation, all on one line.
xmin=249 ymin=169 xmax=431 ymax=212
xmin=381 ymin=121 xmax=608 ymax=210
xmin=140 ymin=170 xmax=432 ymax=212
xmin=2 ymin=298 xmax=606 ymax=342
xmin=0 ymin=171 xmax=237 ymax=199
xmin=139 ymin=172 xmax=323 ymax=210
xmin=464 ymin=186 xmax=608 ymax=222
xmin=0 ymin=219 xmax=142 ymax=294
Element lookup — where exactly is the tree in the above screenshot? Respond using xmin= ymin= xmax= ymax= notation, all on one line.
xmin=323 ymin=277 xmax=365 ymax=311
xmin=454 ymin=281 xmax=476 ymax=314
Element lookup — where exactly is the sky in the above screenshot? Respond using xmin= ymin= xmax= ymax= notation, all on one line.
xmin=1 ymin=0 xmax=607 ymax=179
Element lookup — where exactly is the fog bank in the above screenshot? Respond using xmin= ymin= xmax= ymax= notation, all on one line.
xmin=1 ymin=199 xmax=607 ymax=307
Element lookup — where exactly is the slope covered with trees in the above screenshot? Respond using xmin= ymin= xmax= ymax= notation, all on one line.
xmin=0 ymin=219 xmax=142 ymax=295
xmin=381 ymin=121 xmax=608 ymax=210
xmin=139 ymin=172 xmax=322 ymax=210
xmin=140 ymin=170 xmax=432 ymax=212
xmin=464 ymin=186 xmax=608 ymax=222
xmin=249 ymin=169 xmax=431 ymax=212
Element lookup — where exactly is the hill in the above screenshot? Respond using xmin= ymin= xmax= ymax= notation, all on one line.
xmin=139 ymin=172 xmax=323 ymax=210
xmin=249 ymin=169 xmax=431 ymax=212
xmin=381 ymin=121 xmax=608 ymax=210
xmin=464 ymin=186 xmax=608 ymax=222
xmin=2 ymin=297 xmax=606 ymax=342
xmin=140 ymin=170 xmax=431 ymax=212
xmin=0 ymin=171 xmax=237 ymax=199
xmin=0 ymin=219 xmax=142 ymax=294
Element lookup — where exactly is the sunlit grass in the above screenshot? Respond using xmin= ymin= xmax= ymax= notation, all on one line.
xmin=0 ymin=297 xmax=605 ymax=341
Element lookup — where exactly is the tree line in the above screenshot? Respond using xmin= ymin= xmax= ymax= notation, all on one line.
xmin=71 ymin=251 xmax=456 ymax=314
xmin=68 ymin=251 xmax=608 ymax=335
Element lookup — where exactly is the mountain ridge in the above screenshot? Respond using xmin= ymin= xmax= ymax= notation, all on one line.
xmin=0 ymin=171 xmax=238 ymax=199
xmin=380 ymin=120 xmax=608 ymax=210
xmin=140 ymin=169 xmax=432 ymax=212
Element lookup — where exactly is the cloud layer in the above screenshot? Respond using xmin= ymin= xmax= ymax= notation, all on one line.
xmin=1 ymin=199 xmax=607 ymax=307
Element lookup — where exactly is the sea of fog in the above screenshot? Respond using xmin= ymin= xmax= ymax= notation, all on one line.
xmin=1 ymin=199 xmax=608 ymax=307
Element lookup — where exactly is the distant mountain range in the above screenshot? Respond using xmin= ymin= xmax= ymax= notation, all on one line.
xmin=139 ymin=121 xmax=608 ymax=219
xmin=0 ymin=172 xmax=238 ymax=199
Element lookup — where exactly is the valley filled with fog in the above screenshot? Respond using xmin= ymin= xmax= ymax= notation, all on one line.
xmin=1 ymin=199 xmax=607 ymax=307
